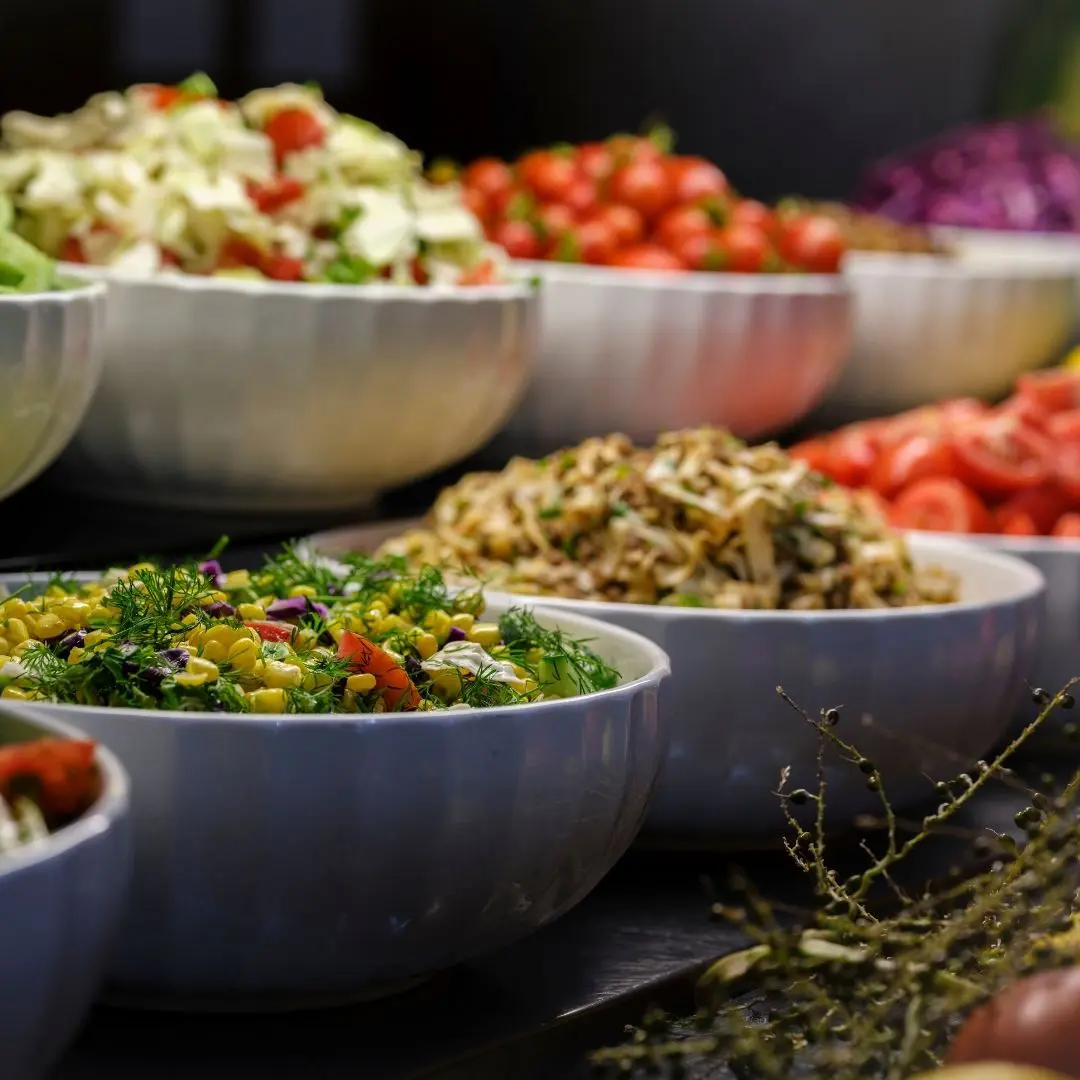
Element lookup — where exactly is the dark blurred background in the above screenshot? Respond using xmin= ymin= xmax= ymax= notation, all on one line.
xmin=0 ymin=0 xmax=1032 ymax=201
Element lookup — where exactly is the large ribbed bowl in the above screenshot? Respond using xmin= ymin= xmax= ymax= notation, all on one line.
xmin=49 ymin=268 xmax=538 ymax=513
xmin=482 ymin=261 xmax=853 ymax=460
xmin=0 ymin=281 xmax=106 ymax=502
xmin=7 ymin=591 xmax=671 ymax=1008
xmin=0 ymin=705 xmax=131 ymax=1080
xmin=816 ymin=252 xmax=1076 ymax=423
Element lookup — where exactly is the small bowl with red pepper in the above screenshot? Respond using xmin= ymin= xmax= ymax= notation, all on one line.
xmin=0 ymin=706 xmax=130 ymax=1079
xmin=2 ymin=547 xmax=670 ymax=1005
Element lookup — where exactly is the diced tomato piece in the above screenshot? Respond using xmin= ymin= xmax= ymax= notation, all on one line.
xmin=260 ymin=253 xmax=305 ymax=281
xmin=1015 ymin=369 xmax=1080 ymax=414
xmin=245 ymin=620 xmax=294 ymax=643
xmin=889 ymin=477 xmax=994 ymax=534
xmin=950 ymin=415 xmax=1053 ymax=497
xmin=59 ymin=237 xmax=86 ymax=263
xmin=994 ymin=486 xmax=1071 ymax=534
xmin=788 ymin=437 xmax=836 ymax=478
xmin=0 ymin=739 xmax=100 ymax=820
xmin=264 ymin=108 xmax=326 ymax=165
xmin=1052 ymin=512 xmax=1080 ymax=538
xmin=1046 ymin=408 xmax=1080 ymax=443
xmin=825 ymin=425 xmax=879 ymax=488
xmin=219 ymin=237 xmax=263 ymax=269
xmin=997 ymin=393 xmax=1052 ymax=431
xmin=336 ymin=630 xmax=420 ymax=711
xmin=999 ymin=511 xmax=1039 ymax=536
xmin=1055 ymin=441 xmax=1080 ymax=503
xmin=458 ymin=259 xmax=499 ymax=286
xmin=867 ymin=433 xmax=955 ymax=499
xmin=245 ymin=176 xmax=305 ymax=215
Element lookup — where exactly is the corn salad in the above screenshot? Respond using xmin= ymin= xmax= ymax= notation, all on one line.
xmin=0 ymin=548 xmax=619 ymax=714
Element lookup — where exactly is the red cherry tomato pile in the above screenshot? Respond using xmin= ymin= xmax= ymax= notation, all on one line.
xmin=790 ymin=369 xmax=1080 ymax=539
xmin=455 ymin=134 xmax=847 ymax=273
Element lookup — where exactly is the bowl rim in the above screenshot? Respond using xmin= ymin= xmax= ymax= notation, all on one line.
xmin=57 ymin=261 xmax=537 ymax=303
xmin=0 ymin=704 xmax=129 ymax=879
xmin=0 ymin=589 xmax=671 ymax=729
xmin=916 ymin=528 xmax=1080 ymax=557
xmin=309 ymin=523 xmax=1045 ymax=623
xmin=843 ymin=249 xmax=1080 ymax=282
xmin=0 ymin=279 xmax=107 ymax=305
xmin=512 ymin=258 xmax=851 ymax=295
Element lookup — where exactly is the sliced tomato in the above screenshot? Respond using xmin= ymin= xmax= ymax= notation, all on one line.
xmin=245 ymin=620 xmax=294 ymax=643
xmin=825 ymin=426 xmax=880 ymax=488
xmin=245 ymin=176 xmax=305 ymax=214
xmin=336 ymin=630 xmax=420 ymax=711
xmin=1052 ymin=512 xmax=1080 ymax=538
xmin=999 ymin=511 xmax=1039 ymax=536
xmin=788 ymin=437 xmax=836 ymax=478
xmin=1046 ymin=408 xmax=1080 ymax=443
xmin=867 ymin=433 xmax=955 ymax=498
xmin=994 ymin=486 xmax=1070 ymax=533
xmin=997 ymin=393 xmax=1051 ymax=431
xmin=950 ymin=415 xmax=1053 ymax=497
xmin=1055 ymin=441 xmax=1080 ymax=502
xmin=889 ymin=478 xmax=994 ymax=534
xmin=937 ymin=397 xmax=991 ymax=425
xmin=1015 ymin=369 xmax=1080 ymax=414
xmin=0 ymin=738 xmax=100 ymax=819
xmin=264 ymin=108 xmax=326 ymax=165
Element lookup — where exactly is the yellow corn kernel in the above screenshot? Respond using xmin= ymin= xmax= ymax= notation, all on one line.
xmin=372 ymin=699 xmax=386 ymax=714
xmin=345 ymin=672 xmax=377 ymax=693
xmin=423 ymin=610 xmax=452 ymax=641
xmin=262 ymin=660 xmax=303 ymax=690
xmin=248 ymin=687 xmax=287 ymax=714
xmin=415 ymin=632 xmax=439 ymax=660
xmin=236 ymin=603 xmax=266 ymax=621
xmin=223 ymin=569 xmax=251 ymax=589
xmin=378 ymin=614 xmax=407 ymax=634
xmin=186 ymin=656 xmax=221 ymax=682
xmin=83 ymin=629 xmax=111 ymax=648
xmin=0 ymin=638 xmax=8 ymax=656
xmin=327 ymin=622 xmax=346 ymax=644
xmin=53 ymin=601 xmax=91 ymax=627
xmin=179 ymin=612 xmax=200 ymax=628
xmin=367 ymin=599 xmax=389 ymax=618
xmin=28 ymin=612 xmax=66 ymax=640
xmin=200 ymin=640 xmax=229 ymax=663
xmin=6 ymin=618 xmax=29 ymax=645
xmin=175 ymin=671 xmax=210 ymax=688
xmin=451 ymin=612 xmax=475 ymax=633
xmin=341 ymin=688 xmax=359 ymax=713
xmin=429 ymin=668 xmax=463 ymax=698
xmin=67 ymin=646 xmax=86 ymax=664
xmin=467 ymin=623 xmax=501 ymax=650
xmin=293 ymin=628 xmax=319 ymax=652
xmin=1 ymin=685 xmax=31 ymax=700
xmin=185 ymin=627 xmax=205 ymax=648
xmin=1 ymin=597 xmax=28 ymax=619
xmin=128 ymin=561 xmax=155 ymax=575
xmin=288 ymin=585 xmax=317 ymax=599
xmin=206 ymin=590 xmax=229 ymax=605
xmin=258 ymin=595 xmax=276 ymax=610
xmin=341 ymin=612 xmax=367 ymax=634
xmin=226 ymin=638 xmax=260 ymax=671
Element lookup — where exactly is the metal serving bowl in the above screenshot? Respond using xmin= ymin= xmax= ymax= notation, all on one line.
xmin=0 ymin=281 xmax=106 ymax=503
xmin=48 ymin=268 xmax=537 ymax=513
xmin=0 ymin=706 xmax=131 ymax=1079
xmin=309 ymin=524 xmax=1045 ymax=850
xmin=7 ymin=591 xmax=670 ymax=1008
xmin=481 ymin=261 xmax=853 ymax=461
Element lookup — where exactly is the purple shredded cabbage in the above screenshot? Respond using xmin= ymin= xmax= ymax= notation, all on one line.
xmin=853 ymin=116 xmax=1080 ymax=233
xmin=447 ymin=626 xmax=468 ymax=642
xmin=202 ymin=601 xmax=236 ymax=618
xmin=159 ymin=648 xmax=189 ymax=670
xmin=266 ymin=597 xmax=311 ymax=620
xmin=52 ymin=630 xmax=85 ymax=657
xmin=198 ymin=559 xmax=226 ymax=587
xmin=311 ymin=601 xmax=331 ymax=620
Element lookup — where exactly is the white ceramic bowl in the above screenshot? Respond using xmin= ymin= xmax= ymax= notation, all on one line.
xmin=481 ymin=261 xmax=853 ymax=460
xmin=0 ymin=281 xmax=106 ymax=502
xmin=815 ymin=251 xmax=1077 ymax=423
xmin=6 ymin=593 xmax=670 ymax=1007
xmin=0 ymin=705 xmax=131 ymax=1079
xmin=308 ymin=523 xmax=1045 ymax=849
xmin=48 ymin=267 xmax=538 ymax=513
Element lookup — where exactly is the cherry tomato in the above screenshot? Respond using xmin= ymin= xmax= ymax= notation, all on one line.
xmin=564 ymin=177 xmax=599 ymax=217
xmin=554 ymin=217 xmax=619 ymax=265
xmin=825 ymin=426 xmax=879 ymax=487
xmin=606 ymin=244 xmax=686 ymax=272
xmin=264 ymin=108 xmax=326 ymax=165
xmin=461 ymin=186 xmax=490 ymax=222
xmin=653 ymin=205 xmax=712 ymax=251
xmin=245 ymin=620 xmax=294 ymax=643
xmin=260 ymin=253 xmax=305 ymax=281
xmin=592 ymin=204 xmax=645 ymax=247
xmin=606 ymin=134 xmax=665 ymax=165
xmin=778 ymin=214 xmax=846 ymax=273
xmin=1000 ymin=511 xmax=1039 ymax=536
xmin=788 ymin=438 xmax=836 ymax=477
xmin=951 ymin=415 xmax=1053 ymax=496
xmin=608 ymin=159 xmax=675 ymax=221
xmin=994 ymin=486 xmax=1070 ymax=533
xmin=1016 ymin=369 xmax=1080 ymax=414
xmin=669 ymin=228 xmax=724 ymax=271
xmin=889 ymin=478 xmax=994 ymax=534
xmin=490 ymin=185 xmax=530 ymax=219
xmin=729 ymin=199 xmax=774 ymax=232
xmin=575 ymin=142 xmax=615 ymax=182
xmin=1047 ymin=408 xmax=1080 ymax=442
xmin=532 ymin=202 xmax=576 ymax=246
xmin=1053 ymin=512 xmax=1080 ymax=538
xmin=518 ymin=150 xmax=580 ymax=203
xmin=462 ymin=157 xmax=515 ymax=199
xmin=665 ymin=156 xmax=729 ymax=204
xmin=245 ymin=176 xmax=305 ymax=214
xmin=714 ymin=223 xmax=771 ymax=273
xmin=1055 ymin=441 xmax=1080 ymax=502
xmin=337 ymin=630 xmax=420 ymax=711
xmin=867 ymin=433 xmax=956 ymax=498
xmin=491 ymin=219 xmax=541 ymax=260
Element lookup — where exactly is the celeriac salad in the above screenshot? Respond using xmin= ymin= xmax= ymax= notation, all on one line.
xmin=0 ymin=74 xmax=507 ymax=285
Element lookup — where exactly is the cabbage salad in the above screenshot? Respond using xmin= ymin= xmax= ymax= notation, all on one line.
xmin=0 ymin=74 xmax=508 ymax=286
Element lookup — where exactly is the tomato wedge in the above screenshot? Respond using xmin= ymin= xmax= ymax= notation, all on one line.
xmin=264 ymin=108 xmax=325 ymax=165
xmin=0 ymin=739 xmax=100 ymax=819
xmin=825 ymin=426 xmax=880 ymax=487
xmin=1055 ymin=441 xmax=1080 ymax=502
xmin=336 ymin=630 xmax=420 ymax=711
xmin=1016 ymin=369 xmax=1080 ymax=414
xmin=245 ymin=176 xmax=305 ymax=214
xmin=994 ymin=486 xmax=1070 ymax=534
xmin=1047 ymin=408 xmax=1080 ymax=443
xmin=889 ymin=478 xmax=993 ymax=534
xmin=867 ymin=433 xmax=955 ymax=499
xmin=1052 ymin=512 xmax=1080 ymax=538
xmin=245 ymin=620 xmax=294 ymax=643
xmin=999 ymin=511 xmax=1039 ymax=536
xmin=997 ymin=394 xmax=1051 ymax=431
xmin=950 ymin=415 xmax=1052 ymax=497
xmin=788 ymin=437 xmax=835 ymax=477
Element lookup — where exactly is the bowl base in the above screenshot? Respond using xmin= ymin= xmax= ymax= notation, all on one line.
xmin=100 ymin=973 xmax=434 ymax=1014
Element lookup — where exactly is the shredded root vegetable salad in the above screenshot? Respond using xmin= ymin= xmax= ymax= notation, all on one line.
xmin=378 ymin=428 xmax=961 ymax=610
xmin=0 ymin=73 xmax=507 ymax=286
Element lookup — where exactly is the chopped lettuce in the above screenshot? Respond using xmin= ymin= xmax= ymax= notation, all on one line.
xmin=0 ymin=211 xmax=63 ymax=293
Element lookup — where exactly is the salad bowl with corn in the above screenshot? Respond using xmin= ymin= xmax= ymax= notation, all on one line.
xmin=0 ymin=547 xmax=671 ymax=1005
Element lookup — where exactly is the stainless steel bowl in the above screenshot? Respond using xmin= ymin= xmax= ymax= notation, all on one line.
xmin=49 ymin=268 xmax=537 ymax=513
xmin=7 ymin=589 xmax=670 ymax=1008
xmin=0 ymin=281 xmax=106 ymax=502
xmin=0 ymin=705 xmax=131 ymax=1079
xmin=482 ymin=261 xmax=853 ymax=461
